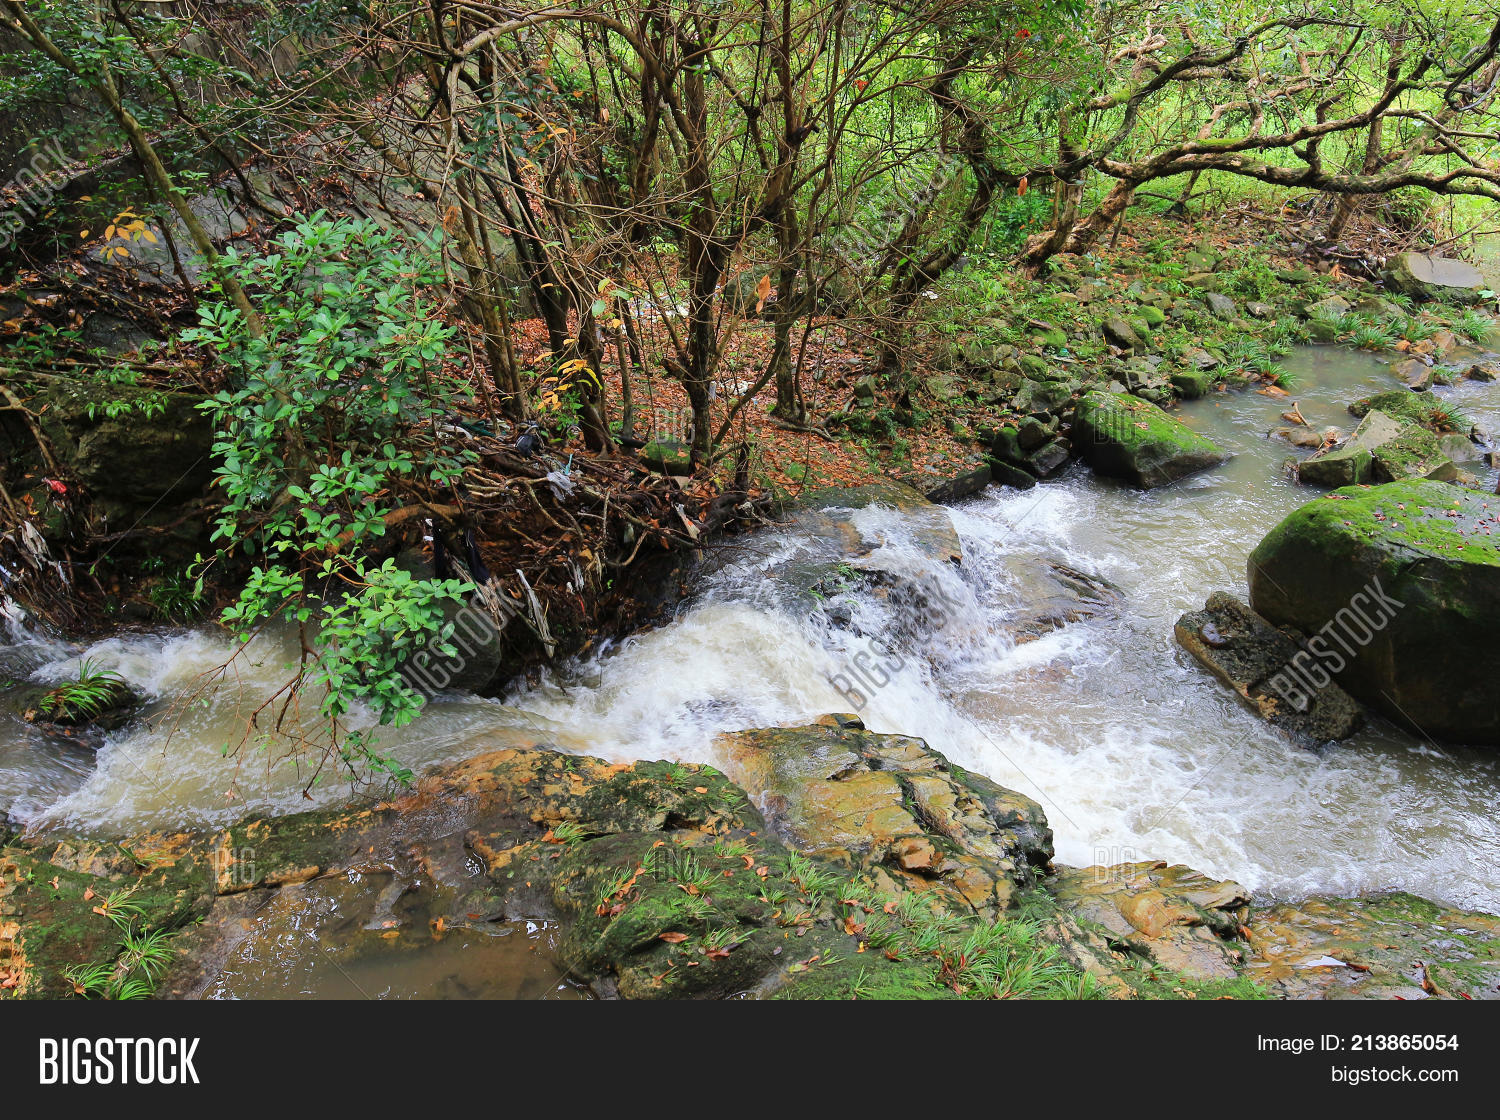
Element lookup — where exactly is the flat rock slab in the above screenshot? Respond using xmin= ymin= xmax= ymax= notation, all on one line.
xmin=1176 ymin=592 xmax=1363 ymax=743
xmin=1244 ymin=892 xmax=1500 ymax=1000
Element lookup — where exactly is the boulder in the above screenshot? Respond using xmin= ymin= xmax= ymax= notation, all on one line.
xmin=717 ymin=717 xmax=1053 ymax=917
xmin=1369 ymin=424 xmax=1459 ymax=483
xmin=923 ymin=464 xmax=991 ymax=505
xmin=1073 ymin=391 xmax=1229 ymax=488
xmin=1051 ymin=862 xmax=1251 ymax=983
xmin=1299 ymin=409 xmax=1456 ymax=487
xmin=1103 ymin=316 xmax=1144 ymax=351
xmin=1297 ymin=409 xmax=1403 ymax=487
xmin=1349 ymin=389 xmax=1448 ymax=427
xmin=1385 ymin=252 xmax=1487 ymax=304
xmin=640 ymin=439 xmax=694 ymax=475
xmin=1248 ymin=480 xmax=1500 ymax=744
xmin=1170 ymin=368 xmax=1213 ymax=399
xmin=1175 ymin=592 xmax=1362 ymax=743
xmin=1391 ymin=356 xmax=1433 ymax=391
xmin=1203 ymin=291 xmax=1236 ymax=319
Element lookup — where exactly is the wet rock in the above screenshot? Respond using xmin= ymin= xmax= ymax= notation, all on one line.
xmin=1385 ymin=252 xmax=1487 ymax=304
xmin=987 ymin=458 xmax=1037 ymax=491
xmin=1026 ymin=438 xmax=1071 ymax=478
xmin=1273 ymin=426 xmax=1323 ymax=450
xmin=1050 ymin=861 xmax=1251 ymax=982
xmin=923 ymin=464 xmax=991 ymax=505
xmin=1073 ymin=390 xmax=1229 ymax=488
xmin=992 ymin=558 xmax=1122 ymax=640
xmin=1244 ymin=892 xmax=1500 ymax=1000
xmin=1465 ymin=361 xmax=1499 ymax=382
xmin=1392 ymin=356 xmax=1434 ymax=391
xmin=1175 ymin=592 xmax=1363 ymax=744
xmin=717 ymin=718 xmax=1053 ymax=918
xmin=1297 ymin=409 xmax=1402 ymax=487
xmin=1249 ymin=480 xmax=1500 ymax=744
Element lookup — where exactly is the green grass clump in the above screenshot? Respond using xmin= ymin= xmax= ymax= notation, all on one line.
xmin=39 ymin=658 xmax=126 ymax=722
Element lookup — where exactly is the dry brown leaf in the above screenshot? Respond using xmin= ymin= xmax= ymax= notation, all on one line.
xmin=659 ymin=932 xmax=689 ymax=943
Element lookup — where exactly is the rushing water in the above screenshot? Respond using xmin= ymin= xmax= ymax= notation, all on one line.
xmin=3 ymin=347 xmax=1499 ymax=916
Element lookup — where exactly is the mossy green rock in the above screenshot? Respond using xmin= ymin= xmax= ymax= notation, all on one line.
xmin=1073 ymin=391 xmax=1229 ymax=488
xmin=1169 ymin=368 xmax=1213 ymax=400
xmin=640 ymin=439 xmax=693 ymax=475
xmin=1348 ymin=389 xmax=1451 ymax=429
xmin=1248 ymin=480 xmax=1500 ymax=744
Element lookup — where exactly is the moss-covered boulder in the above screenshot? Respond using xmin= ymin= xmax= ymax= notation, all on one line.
xmin=1348 ymin=389 xmax=1445 ymax=425
xmin=1073 ymin=390 xmax=1229 ymax=488
xmin=639 ymin=439 xmax=693 ymax=475
xmin=1298 ymin=409 xmax=1456 ymax=488
xmin=1248 ymin=481 xmax=1500 ymax=744
xmin=1296 ymin=409 xmax=1398 ymax=488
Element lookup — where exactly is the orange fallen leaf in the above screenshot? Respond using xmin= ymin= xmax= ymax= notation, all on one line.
xmin=83 ymin=887 xmax=95 ymax=901
xmin=693 ymin=786 xmax=708 ymax=794
xmin=659 ymin=932 xmax=689 ymax=943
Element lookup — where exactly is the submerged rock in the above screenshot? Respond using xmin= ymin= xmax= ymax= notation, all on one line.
xmin=1073 ymin=390 xmax=1229 ymax=488
xmin=1249 ymin=480 xmax=1500 ymax=744
xmin=1175 ymin=592 xmax=1362 ymax=744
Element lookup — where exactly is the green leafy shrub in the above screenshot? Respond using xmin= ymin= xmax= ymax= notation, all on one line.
xmin=183 ymin=213 xmax=479 ymax=777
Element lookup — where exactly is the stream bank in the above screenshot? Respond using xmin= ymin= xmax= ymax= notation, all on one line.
xmin=3 ymin=718 xmax=1495 ymax=1001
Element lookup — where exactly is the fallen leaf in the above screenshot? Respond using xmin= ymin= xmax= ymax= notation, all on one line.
xmin=659 ymin=932 xmax=688 ymax=943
